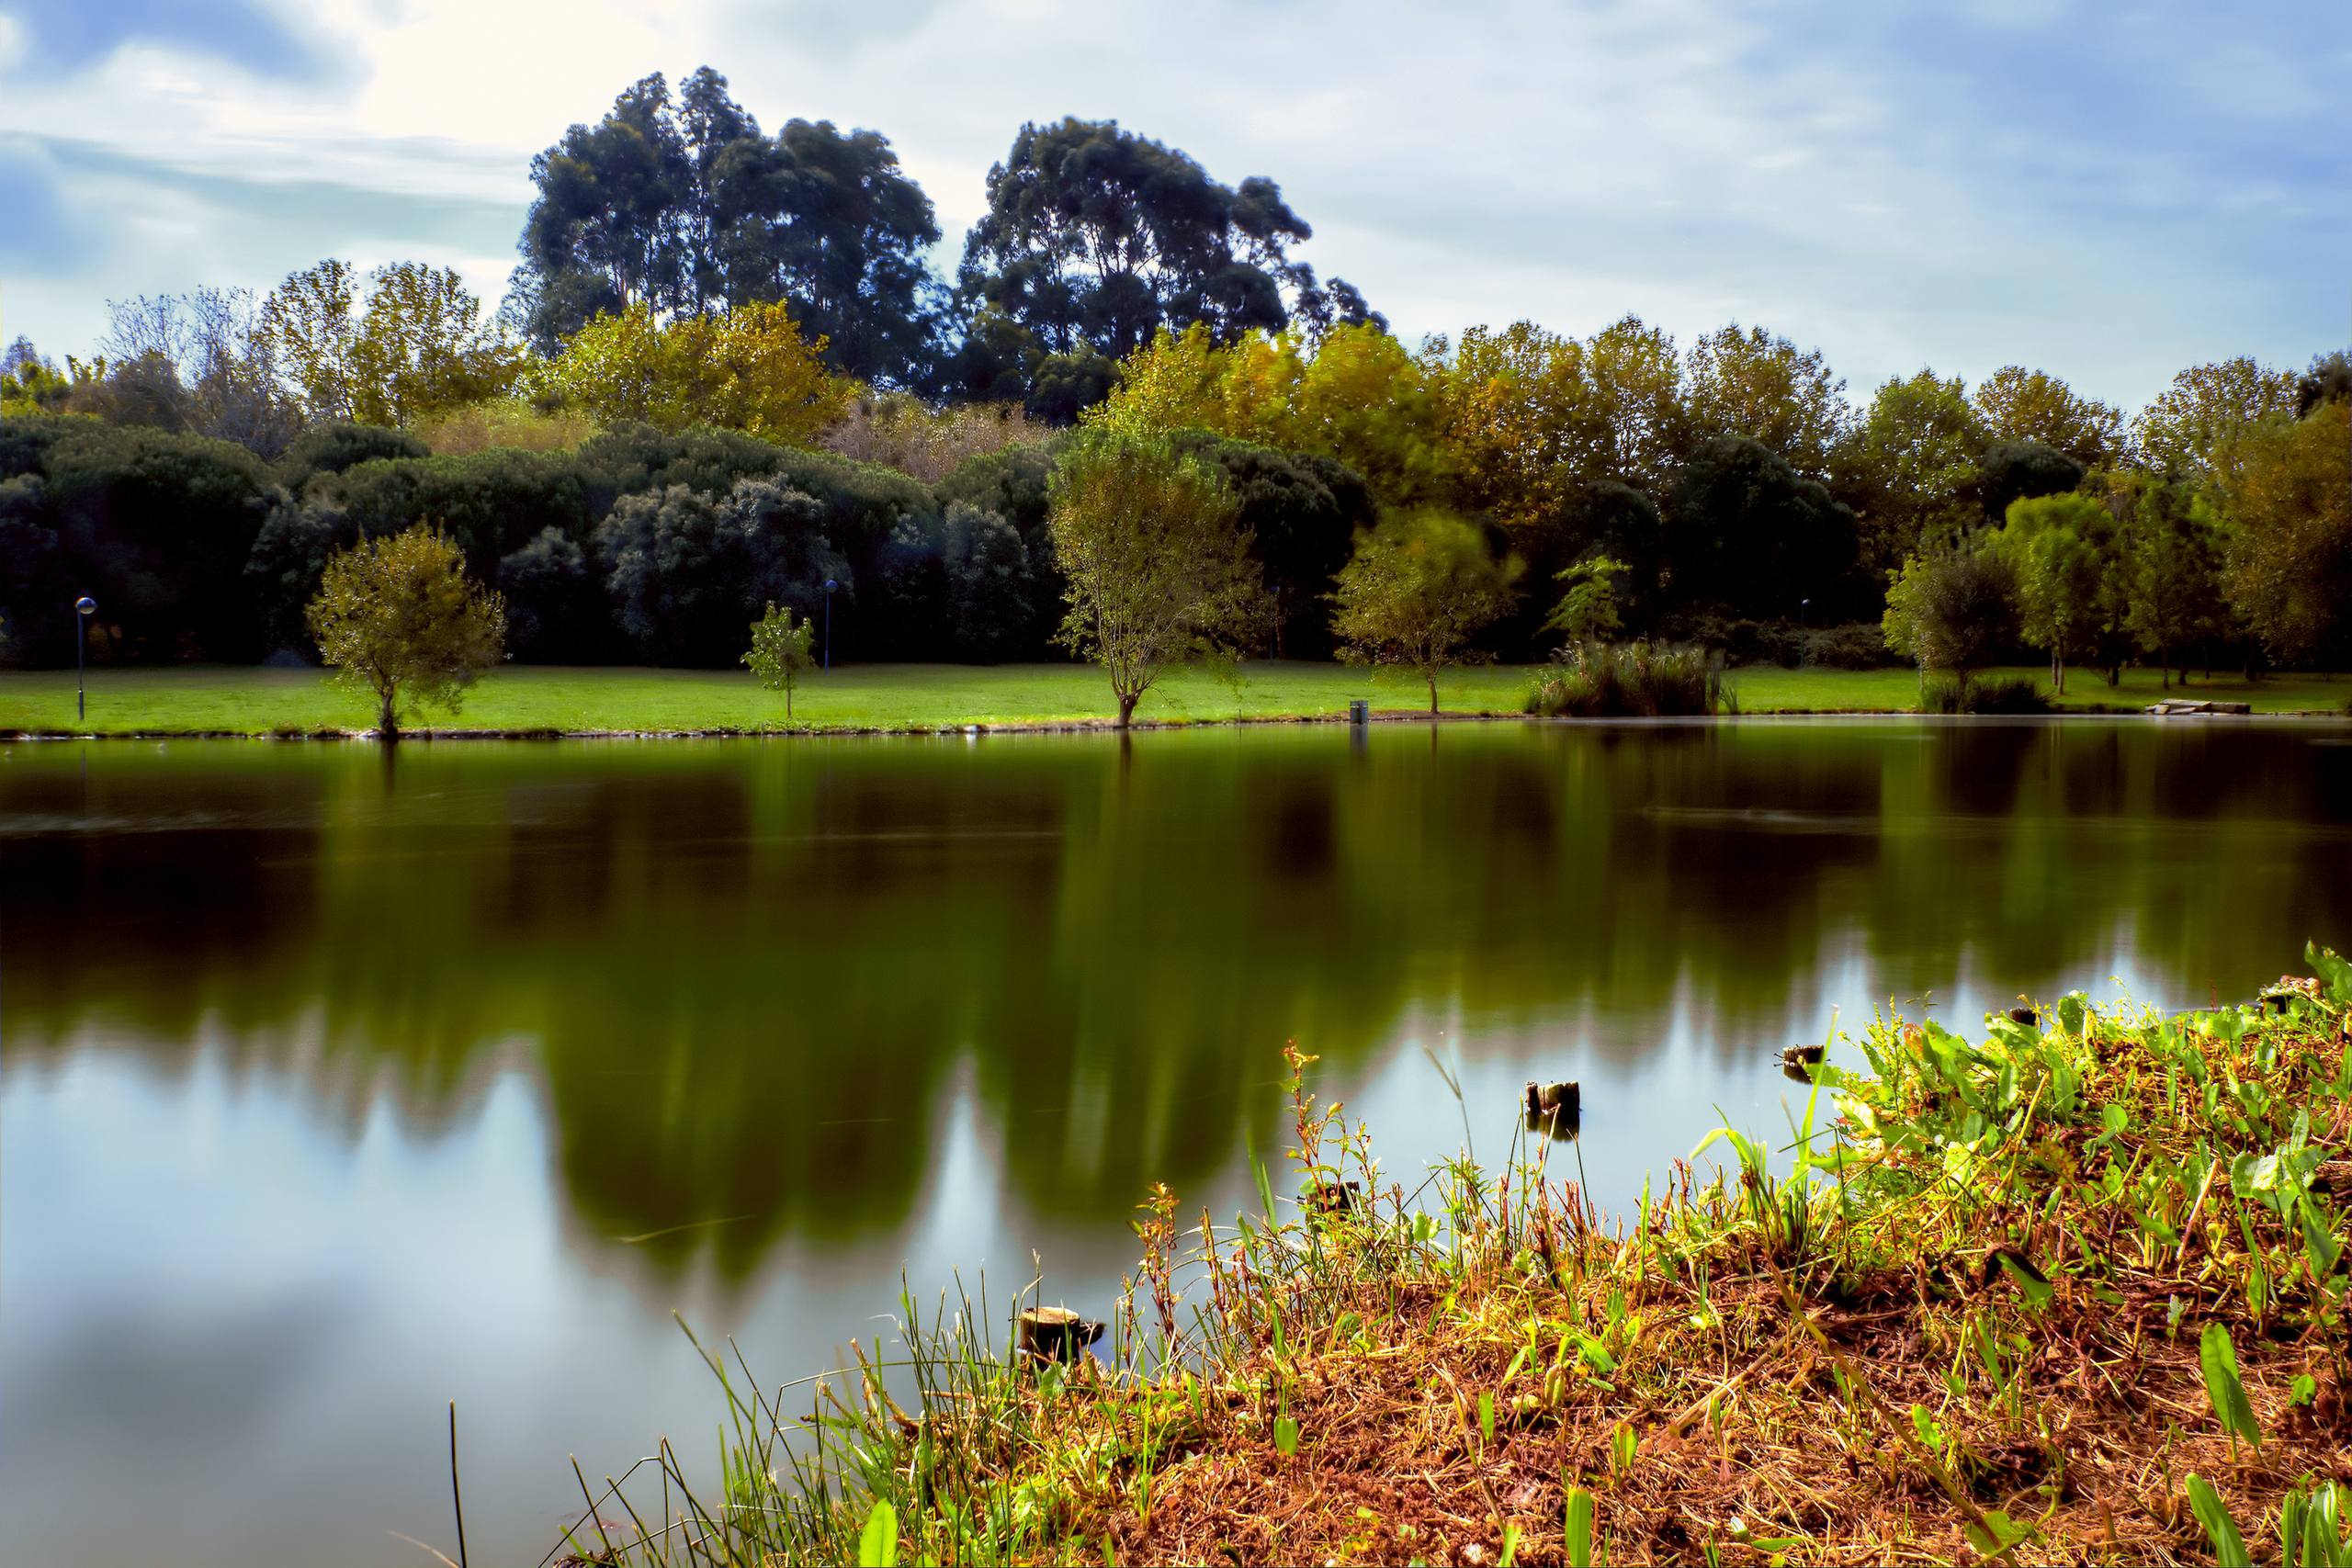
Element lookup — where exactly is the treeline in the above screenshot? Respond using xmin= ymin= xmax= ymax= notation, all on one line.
xmin=0 ymin=62 xmax=2347 ymax=671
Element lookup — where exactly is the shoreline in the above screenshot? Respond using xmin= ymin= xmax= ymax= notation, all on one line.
xmin=553 ymin=958 xmax=2352 ymax=1565
xmin=10 ymin=706 xmax=2352 ymax=743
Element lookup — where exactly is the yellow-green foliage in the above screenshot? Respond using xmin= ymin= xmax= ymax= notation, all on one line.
xmin=305 ymin=525 xmax=505 ymax=737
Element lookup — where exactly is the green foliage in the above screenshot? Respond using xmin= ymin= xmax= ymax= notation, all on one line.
xmin=2118 ymin=479 xmax=2228 ymax=684
xmin=958 ymin=117 xmax=1371 ymax=363
xmin=1544 ymin=556 xmax=1626 ymax=644
xmin=1665 ymin=434 xmax=1860 ymax=620
xmin=742 ymin=604 xmax=818 ymax=719
xmin=2218 ymin=401 xmax=2351 ymax=665
xmin=1882 ymin=533 xmax=2015 ymax=695
xmin=1525 ymin=640 xmax=1721 ymax=716
xmin=2199 ymin=1324 xmax=2260 ymax=1451
xmin=1838 ymin=369 xmax=1988 ymax=572
xmin=855 ymin=1500 xmax=899 ymax=1566
xmin=1996 ymin=491 xmax=2113 ymax=694
xmin=1331 ymin=508 xmax=1521 ymax=712
xmin=528 ymin=301 xmax=856 ymax=446
xmin=1046 ymin=429 xmax=1269 ymax=726
xmin=259 ymin=258 xmax=519 ymax=428
xmin=518 ymin=67 xmax=941 ymax=384
xmin=597 ymin=479 xmax=847 ymax=665
xmin=2189 ymin=1474 xmax=2254 ymax=1568
xmin=1977 ymin=439 xmax=2086 ymax=526
xmin=305 ymin=525 xmax=506 ymax=737
xmin=1921 ymin=673 xmax=2051 ymax=714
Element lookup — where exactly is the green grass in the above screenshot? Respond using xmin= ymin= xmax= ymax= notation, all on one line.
xmin=553 ymin=953 xmax=2352 ymax=1565
xmin=1728 ymin=662 xmax=2350 ymax=716
xmin=2 ymin=660 xmax=2344 ymax=736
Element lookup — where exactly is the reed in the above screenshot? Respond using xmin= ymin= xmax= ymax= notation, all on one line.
xmin=550 ymin=949 xmax=2352 ymax=1565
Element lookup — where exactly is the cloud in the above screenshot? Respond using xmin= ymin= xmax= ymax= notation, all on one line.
xmin=0 ymin=0 xmax=2343 ymax=407
xmin=0 ymin=0 xmax=324 ymax=78
xmin=0 ymin=135 xmax=86 ymax=268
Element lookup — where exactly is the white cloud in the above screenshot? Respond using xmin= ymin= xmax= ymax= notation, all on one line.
xmin=0 ymin=0 xmax=2342 ymax=406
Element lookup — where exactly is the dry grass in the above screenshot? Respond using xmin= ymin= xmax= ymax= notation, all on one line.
xmin=554 ymin=955 xmax=2352 ymax=1566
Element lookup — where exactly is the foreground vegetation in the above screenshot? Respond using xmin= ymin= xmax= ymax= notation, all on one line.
xmin=551 ymin=953 xmax=2352 ymax=1565
xmin=4 ymin=662 xmax=2346 ymax=737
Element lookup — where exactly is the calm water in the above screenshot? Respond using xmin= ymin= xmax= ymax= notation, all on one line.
xmin=6 ymin=719 xmax=2351 ymax=1564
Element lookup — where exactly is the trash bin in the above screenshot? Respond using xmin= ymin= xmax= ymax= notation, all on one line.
xmin=1347 ymin=699 xmax=1369 ymax=726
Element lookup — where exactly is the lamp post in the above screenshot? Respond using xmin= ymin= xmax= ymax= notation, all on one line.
xmin=1800 ymin=597 xmax=1811 ymax=630
xmin=74 ymin=596 xmax=96 ymax=722
xmin=822 ymin=579 xmax=837 ymax=671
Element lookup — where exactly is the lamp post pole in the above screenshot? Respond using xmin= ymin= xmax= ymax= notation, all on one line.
xmin=74 ymin=596 xmax=96 ymax=722
xmin=823 ymin=579 xmax=837 ymax=671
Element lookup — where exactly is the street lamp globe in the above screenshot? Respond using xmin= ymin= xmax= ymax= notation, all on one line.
xmin=76 ymin=596 xmax=96 ymax=616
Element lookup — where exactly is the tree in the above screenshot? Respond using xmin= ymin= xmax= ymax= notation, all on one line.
xmin=1972 ymin=366 xmax=2122 ymax=468
xmin=518 ymin=68 xmax=944 ymax=383
xmin=1544 ymin=555 xmax=1626 ymax=643
xmin=1996 ymin=492 xmax=2111 ymax=694
xmin=595 ymin=476 xmax=849 ymax=664
xmin=1836 ymin=370 xmax=1988 ymax=572
xmin=1664 ymin=435 xmax=1860 ymax=621
xmin=2132 ymin=356 xmax=2300 ymax=481
xmin=1046 ymin=430 xmax=1269 ymax=728
xmin=1882 ymin=535 xmax=2016 ymax=701
xmin=2294 ymin=351 xmax=2351 ymax=417
xmin=1977 ymin=439 xmax=2086 ymax=525
xmin=2118 ymin=480 xmax=2226 ymax=687
xmin=534 ymin=300 xmax=855 ymax=446
xmin=742 ymin=602 xmax=817 ymax=720
xmin=306 ymin=525 xmax=506 ymax=739
xmin=1330 ymin=509 xmax=1521 ymax=713
xmin=958 ymin=118 xmax=1371 ymax=362
xmin=2216 ymin=400 xmax=2352 ymax=666
xmin=259 ymin=260 xmax=518 ymax=429
xmin=1680 ymin=323 xmax=1849 ymax=479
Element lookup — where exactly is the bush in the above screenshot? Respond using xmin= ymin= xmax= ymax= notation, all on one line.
xmin=1525 ymin=642 xmax=1723 ymax=717
xmin=1802 ymin=623 xmax=1903 ymax=669
xmin=1922 ymin=673 xmax=2052 ymax=714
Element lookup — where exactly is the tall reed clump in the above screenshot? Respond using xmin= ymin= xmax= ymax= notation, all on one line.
xmin=1922 ymin=672 xmax=2054 ymax=714
xmin=1525 ymin=640 xmax=1724 ymax=717
xmin=550 ymin=949 xmax=2352 ymax=1566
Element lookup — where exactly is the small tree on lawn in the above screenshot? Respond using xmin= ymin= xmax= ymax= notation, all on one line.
xmin=1996 ymin=491 xmax=2112 ymax=695
xmin=1882 ymin=533 xmax=2015 ymax=704
xmin=1046 ymin=429 xmax=1270 ymax=728
xmin=307 ymin=524 xmax=505 ymax=739
xmin=1544 ymin=555 xmax=1627 ymax=645
xmin=1331 ymin=508 xmax=1521 ymax=714
xmin=743 ymin=602 xmax=817 ymax=722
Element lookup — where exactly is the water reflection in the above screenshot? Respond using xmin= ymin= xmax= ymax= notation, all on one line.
xmin=8 ymin=721 xmax=2352 ymax=1284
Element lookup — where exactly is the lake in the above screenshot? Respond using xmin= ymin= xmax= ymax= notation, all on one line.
xmin=6 ymin=717 xmax=2350 ymax=1564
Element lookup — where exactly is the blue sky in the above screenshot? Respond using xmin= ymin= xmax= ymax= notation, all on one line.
xmin=0 ymin=0 xmax=2344 ymax=412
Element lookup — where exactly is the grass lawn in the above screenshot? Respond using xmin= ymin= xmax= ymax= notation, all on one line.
xmin=2 ymin=660 xmax=2344 ymax=735
xmin=1727 ymin=662 xmax=2352 ymax=716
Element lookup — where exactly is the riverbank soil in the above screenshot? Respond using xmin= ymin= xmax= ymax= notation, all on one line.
xmin=560 ymin=966 xmax=2352 ymax=1564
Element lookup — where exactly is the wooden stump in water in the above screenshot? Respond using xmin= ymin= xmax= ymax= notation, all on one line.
xmin=1523 ymin=1079 xmax=1581 ymax=1137
xmin=1780 ymin=1043 xmax=1826 ymax=1068
xmin=1017 ymin=1306 xmax=1104 ymax=1363
xmin=2006 ymin=1005 xmax=2039 ymax=1027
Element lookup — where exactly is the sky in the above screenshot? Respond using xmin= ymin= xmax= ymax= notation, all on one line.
xmin=0 ymin=0 xmax=2345 ymax=413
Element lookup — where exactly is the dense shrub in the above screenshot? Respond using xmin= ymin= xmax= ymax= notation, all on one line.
xmin=244 ymin=494 xmax=357 ymax=654
xmin=276 ymin=423 xmax=428 ymax=491
xmin=498 ymin=526 xmax=614 ymax=663
xmin=1174 ymin=433 xmax=1374 ymax=660
xmin=1524 ymin=642 xmax=1723 ymax=717
xmin=595 ymin=479 xmax=849 ymax=665
xmin=14 ymin=424 xmax=277 ymax=661
xmin=1922 ymin=673 xmax=2052 ymax=714
xmin=1802 ymin=623 xmax=1903 ymax=669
